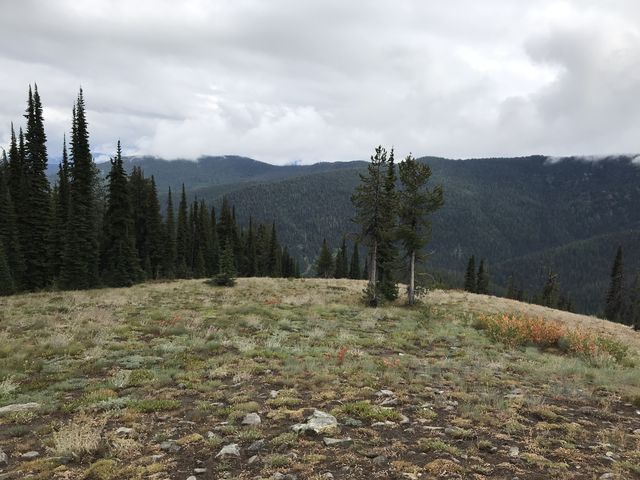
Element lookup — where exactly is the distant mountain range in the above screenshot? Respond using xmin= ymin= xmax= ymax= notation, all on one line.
xmin=48 ymin=154 xmax=640 ymax=314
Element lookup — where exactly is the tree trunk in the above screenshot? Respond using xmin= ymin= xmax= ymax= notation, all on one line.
xmin=408 ymin=250 xmax=415 ymax=305
xmin=369 ymin=241 xmax=377 ymax=306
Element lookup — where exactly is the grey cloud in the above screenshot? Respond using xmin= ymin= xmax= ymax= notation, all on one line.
xmin=1 ymin=0 xmax=639 ymax=164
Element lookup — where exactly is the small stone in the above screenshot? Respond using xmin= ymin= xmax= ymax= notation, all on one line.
xmin=376 ymin=389 xmax=394 ymax=397
xmin=160 ymin=440 xmax=180 ymax=453
xmin=248 ymin=439 xmax=265 ymax=452
xmin=178 ymin=382 xmax=187 ymax=389
xmin=151 ymin=454 xmax=165 ymax=461
xmin=509 ymin=446 xmax=519 ymax=457
xmin=272 ymin=474 xmax=298 ymax=480
xmin=242 ymin=413 xmax=261 ymax=426
xmin=193 ymin=468 xmax=207 ymax=474
xmin=633 ymin=429 xmax=640 ymax=435
xmin=216 ymin=443 xmax=240 ymax=458
xmin=399 ymin=414 xmax=410 ymax=424
xmin=270 ymin=390 xmax=279 ymax=398
xmin=291 ymin=410 xmax=338 ymax=435
xmin=116 ymin=427 xmax=134 ymax=435
xmin=321 ymin=474 xmax=334 ymax=479
xmin=344 ymin=417 xmax=363 ymax=427
xmin=371 ymin=420 xmax=396 ymax=427
xmin=379 ymin=397 xmax=398 ymax=406
xmin=372 ymin=455 xmax=388 ymax=465
xmin=0 ymin=403 xmax=41 ymax=415
xmin=599 ymin=474 xmax=614 ymax=480
xmin=248 ymin=455 xmax=259 ymax=464
xmin=21 ymin=451 xmax=40 ymax=459
xmin=323 ymin=437 xmax=353 ymax=447
xmin=186 ymin=477 xmax=196 ymax=480
xmin=0 ymin=449 xmax=8 ymax=466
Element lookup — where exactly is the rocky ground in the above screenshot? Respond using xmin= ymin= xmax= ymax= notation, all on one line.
xmin=0 ymin=278 xmax=639 ymax=479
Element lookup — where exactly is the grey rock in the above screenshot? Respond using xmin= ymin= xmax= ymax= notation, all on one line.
xmin=116 ymin=427 xmax=134 ymax=435
xmin=372 ymin=455 xmax=388 ymax=465
xmin=21 ymin=451 xmax=39 ymax=459
xmin=509 ymin=446 xmax=519 ymax=457
xmin=248 ymin=455 xmax=259 ymax=465
xmin=376 ymin=389 xmax=394 ymax=397
xmin=371 ymin=420 xmax=396 ymax=427
xmin=399 ymin=414 xmax=410 ymax=424
xmin=379 ymin=397 xmax=398 ymax=406
xmin=321 ymin=474 xmax=334 ymax=479
xmin=216 ymin=443 xmax=240 ymax=458
xmin=193 ymin=468 xmax=207 ymax=474
xmin=0 ymin=403 xmax=40 ymax=415
xmin=248 ymin=439 xmax=265 ymax=452
xmin=323 ymin=437 xmax=353 ymax=447
xmin=151 ymin=454 xmax=165 ymax=461
xmin=599 ymin=474 xmax=615 ymax=480
xmin=344 ymin=417 xmax=363 ymax=427
xmin=291 ymin=410 xmax=338 ymax=435
xmin=633 ymin=429 xmax=640 ymax=435
xmin=187 ymin=477 xmax=196 ymax=480
xmin=160 ymin=440 xmax=180 ymax=453
xmin=0 ymin=449 xmax=7 ymax=466
xmin=272 ymin=474 xmax=297 ymax=480
xmin=242 ymin=413 xmax=261 ymax=426
xmin=270 ymin=390 xmax=279 ymax=398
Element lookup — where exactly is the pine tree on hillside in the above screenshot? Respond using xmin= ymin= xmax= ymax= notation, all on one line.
xmin=267 ymin=222 xmax=281 ymax=277
xmin=22 ymin=85 xmax=52 ymax=289
xmin=627 ymin=273 xmax=640 ymax=331
xmin=0 ymin=242 xmax=14 ymax=296
xmin=541 ymin=270 xmax=559 ymax=308
xmin=464 ymin=256 xmax=476 ymax=292
xmin=100 ymin=141 xmax=141 ymax=287
xmin=316 ymin=238 xmax=334 ymax=278
xmin=214 ymin=239 xmax=236 ymax=287
xmin=397 ymin=154 xmax=444 ymax=305
xmin=162 ymin=187 xmax=177 ymax=278
xmin=50 ymin=137 xmax=70 ymax=278
xmin=129 ymin=166 xmax=148 ymax=274
xmin=145 ymin=177 xmax=165 ymax=279
xmin=604 ymin=246 xmax=625 ymax=323
xmin=378 ymin=149 xmax=399 ymax=301
xmin=334 ymin=237 xmax=349 ymax=279
xmin=60 ymin=89 xmax=99 ymax=289
xmin=175 ymin=184 xmax=190 ymax=277
xmin=0 ymin=152 xmax=24 ymax=286
xmin=245 ymin=217 xmax=257 ymax=277
xmin=349 ymin=241 xmax=361 ymax=280
xmin=476 ymin=259 xmax=489 ymax=295
xmin=351 ymin=146 xmax=388 ymax=306
xmin=210 ymin=206 xmax=220 ymax=275
xmin=7 ymin=124 xmax=26 ymax=217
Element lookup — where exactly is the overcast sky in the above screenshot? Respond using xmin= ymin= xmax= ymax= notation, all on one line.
xmin=1 ymin=1 xmax=639 ymax=164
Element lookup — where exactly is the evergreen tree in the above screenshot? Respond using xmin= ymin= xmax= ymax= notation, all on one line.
xmin=245 ymin=217 xmax=257 ymax=277
xmin=626 ymin=273 xmax=640 ymax=331
xmin=604 ymin=246 xmax=625 ymax=323
xmin=0 ymin=151 xmax=24 ymax=286
xmin=0 ymin=242 xmax=14 ymax=296
xmin=100 ymin=141 xmax=141 ymax=287
xmin=464 ymin=256 xmax=476 ymax=292
xmin=50 ymin=136 xmax=70 ymax=278
xmin=60 ymin=89 xmax=99 ymax=289
xmin=267 ymin=222 xmax=281 ymax=276
xmin=316 ymin=238 xmax=334 ymax=278
xmin=334 ymin=237 xmax=349 ymax=278
xmin=210 ymin=206 xmax=220 ymax=275
xmin=397 ymin=154 xmax=444 ymax=305
xmin=378 ymin=149 xmax=399 ymax=301
xmin=162 ymin=187 xmax=177 ymax=278
xmin=349 ymin=241 xmax=361 ymax=280
xmin=505 ymin=275 xmax=517 ymax=299
xmin=129 ymin=166 xmax=148 ymax=275
xmin=362 ymin=257 xmax=369 ymax=280
xmin=22 ymin=85 xmax=51 ymax=289
xmin=351 ymin=146 xmax=388 ymax=306
xmin=541 ymin=270 xmax=559 ymax=308
xmin=175 ymin=184 xmax=190 ymax=277
xmin=214 ymin=239 xmax=236 ymax=286
xmin=145 ymin=177 xmax=165 ymax=279
xmin=476 ymin=259 xmax=489 ymax=295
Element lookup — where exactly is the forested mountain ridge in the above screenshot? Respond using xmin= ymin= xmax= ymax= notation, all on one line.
xmin=50 ymin=154 xmax=640 ymax=314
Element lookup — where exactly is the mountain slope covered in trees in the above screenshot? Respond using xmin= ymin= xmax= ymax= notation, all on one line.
xmin=79 ymin=154 xmax=640 ymax=314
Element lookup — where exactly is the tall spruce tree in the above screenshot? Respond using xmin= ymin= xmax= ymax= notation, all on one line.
xmin=397 ymin=154 xmax=444 ymax=305
xmin=541 ymin=270 xmax=559 ymax=308
xmin=476 ymin=259 xmax=489 ymax=295
xmin=464 ymin=256 xmax=476 ymax=292
xmin=267 ymin=222 xmax=281 ymax=277
xmin=378 ymin=149 xmax=399 ymax=301
xmin=245 ymin=217 xmax=257 ymax=277
xmin=175 ymin=184 xmax=190 ymax=277
xmin=0 ymin=151 xmax=24 ymax=286
xmin=101 ymin=141 xmax=140 ymax=287
xmin=60 ymin=89 xmax=99 ymax=289
xmin=334 ymin=237 xmax=349 ymax=279
xmin=604 ymin=246 xmax=625 ymax=323
xmin=349 ymin=241 xmax=361 ymax=280
xmin=50 ymin=136 xmax=70 ymax=278
xmin=351 ymin=146 xmax=388 ymax=306
xmin=22 ymin=85 xmax=51 ymax=289
xmin=162 ymin=188 xmax=177 ymax=278
xmin=145 ymin=177 xmax=165 ymax=279
xmin=214 ymin=239 xmax=236 ymax=287
xmin=316 ymin=238 xmax=334 ymax=278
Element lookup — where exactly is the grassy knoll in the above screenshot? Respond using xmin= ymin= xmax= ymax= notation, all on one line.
xmin=0 ymin=278 xmax=639 ymax=479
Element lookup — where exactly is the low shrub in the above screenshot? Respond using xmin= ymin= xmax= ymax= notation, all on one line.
xmin=475 ymin=313 xmax=629 ymax=364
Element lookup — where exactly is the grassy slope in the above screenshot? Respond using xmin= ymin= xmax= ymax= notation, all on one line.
xmin=0 ymin=279 xmax=639 ymax=479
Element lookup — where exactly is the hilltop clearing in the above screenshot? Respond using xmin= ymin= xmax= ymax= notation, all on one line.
xmin=0 ymin=279 xmax=639 ymax=479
